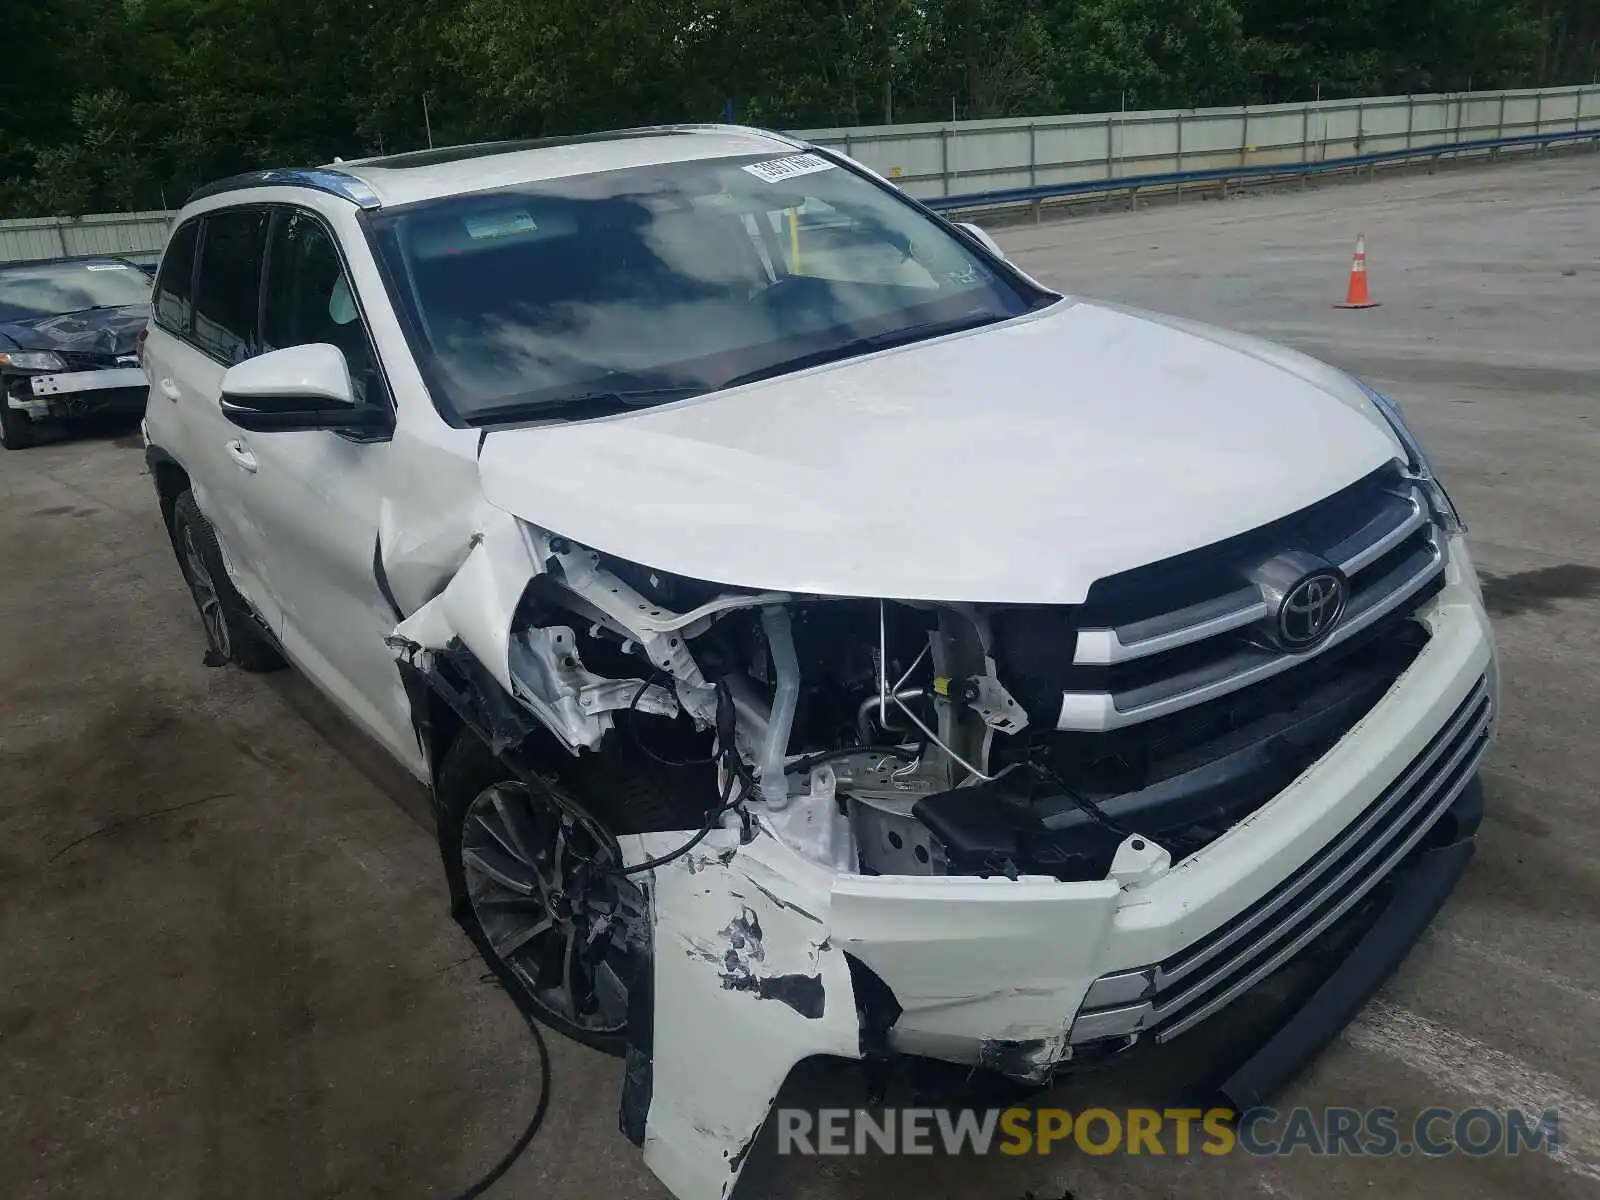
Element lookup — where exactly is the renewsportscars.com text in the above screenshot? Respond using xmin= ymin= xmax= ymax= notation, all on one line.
xmin=776 ymin=1106 xmax=1562 ymax=1159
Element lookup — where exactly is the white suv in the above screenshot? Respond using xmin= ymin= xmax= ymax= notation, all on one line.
xmin=142 ymin=127 xmax=1497 ymax=1199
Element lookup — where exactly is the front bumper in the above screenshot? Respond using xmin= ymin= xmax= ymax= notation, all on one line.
xmin=628 ymin=535 xmax=1496 ymax=1200
xmin=1067 ymin=674 xmax=1489 ymax=1055
xmin=7 ymin=368 xmax=149 ymax=420
xmin=829 ymin=536 xmax=1493 ymax=1076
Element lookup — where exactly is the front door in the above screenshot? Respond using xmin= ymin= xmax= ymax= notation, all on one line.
xmin=226 ymin=206 xmax=423 ymax=775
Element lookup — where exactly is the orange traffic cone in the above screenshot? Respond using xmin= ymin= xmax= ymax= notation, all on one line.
xmin=1335 ymin=234 xmax=1381 ymax=309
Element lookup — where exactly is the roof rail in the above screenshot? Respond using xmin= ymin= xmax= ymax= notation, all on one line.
xmin=185 ymin=168 xmax=382 ymax=210
xmin=335 ymin=123 xmax=788 ymax=172
xmin=337 ymin=128 xmax=690 ymax=172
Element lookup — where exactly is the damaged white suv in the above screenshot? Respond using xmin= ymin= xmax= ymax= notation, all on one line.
xmin=143 ymin=127 xmax=1498 ymax=1198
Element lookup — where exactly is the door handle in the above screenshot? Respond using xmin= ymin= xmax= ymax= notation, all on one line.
xmin=158 ymin=378 xmax=181 ymax=401
xmin=225 ymin=440 xmax=258 ymax=473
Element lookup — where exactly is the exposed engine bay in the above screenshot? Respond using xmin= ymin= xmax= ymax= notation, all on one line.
xmin=393 ymin=513 xmax=1426 ymax=887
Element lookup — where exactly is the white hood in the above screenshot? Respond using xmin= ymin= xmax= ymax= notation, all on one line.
xmin=476 ymin=299 xmax=1402 ymax=604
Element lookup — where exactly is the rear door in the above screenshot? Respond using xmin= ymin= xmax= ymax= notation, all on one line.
xmin=144 ymin=207 xmax=281 ymax=632
xmin=141 ymin=217 xmax=199 ymax=458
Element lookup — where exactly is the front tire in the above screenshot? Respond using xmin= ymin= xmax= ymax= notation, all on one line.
xmin=0 ymin=399 xmax=36 ymax=450
xmin=170 ymin=490 xmax=286 ymax=672
xmin=439 ymin=732 xmax=638 ymax=1056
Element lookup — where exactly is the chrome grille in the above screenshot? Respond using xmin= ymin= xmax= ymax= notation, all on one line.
xmin=1058 ymin=467 xmax=1445 ymax=733
xmin=1068 ymin=676 xmax=1492 ymax=1047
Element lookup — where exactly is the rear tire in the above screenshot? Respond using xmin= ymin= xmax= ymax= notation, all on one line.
xmin=170 ymin=490 xmax=286 ymax=673
xmin=0 ymin=400 xmax=36 ymax=450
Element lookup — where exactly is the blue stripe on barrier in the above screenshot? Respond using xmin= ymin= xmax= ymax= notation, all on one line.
xmin=919 ymin=128 xmax=1600 ymax=213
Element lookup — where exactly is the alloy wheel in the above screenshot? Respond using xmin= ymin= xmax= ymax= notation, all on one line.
xmin=180 ymin=522 xmax=231 ymax=658
xmin=460 ymin=780 xmax=632 ymax=1033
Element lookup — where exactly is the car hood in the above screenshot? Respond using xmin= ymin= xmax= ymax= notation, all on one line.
xmin=476 ymin=298 xmax=1403 ymax=604
xmin=0 ymin=303 xmax=150 ymax=358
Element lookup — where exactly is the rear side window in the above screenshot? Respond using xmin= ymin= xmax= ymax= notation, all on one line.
xmin=152 ymin=220 xmax=198 ymax=335
xmin=192 ymin=209 xmax=268 ymax=364
xmin=262 ymin=211 xmax=377 ymax=402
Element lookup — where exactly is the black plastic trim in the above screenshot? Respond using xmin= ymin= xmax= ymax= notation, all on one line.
xmin=1208 ymin=776 xmax=1481 ymax=1111
xmin=372 ymin=533 xmax=405 ymax=623
xmin=618 ymin=928 xmax=655 ymax=1147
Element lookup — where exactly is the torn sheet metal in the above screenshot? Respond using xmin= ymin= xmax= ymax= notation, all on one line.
xmin=375 ymin=487 xmax=487 ymax=618
xmin=625 ymin=826 xmax=859 ymax=1200
xmin=390 ymin=506 xmax=541 ymax=693
xmin=507 ymin=624 xmax=677 ymax=753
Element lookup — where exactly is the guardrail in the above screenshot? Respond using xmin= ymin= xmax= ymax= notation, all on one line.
xmin=798 ymin=85 xmax=1598 ymax=203
xmin=917 ymin=126 xmax=1600 ymax=216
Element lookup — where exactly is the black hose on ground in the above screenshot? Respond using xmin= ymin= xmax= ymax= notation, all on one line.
xmin=446 ymin=996 xmax=553 ymax=1200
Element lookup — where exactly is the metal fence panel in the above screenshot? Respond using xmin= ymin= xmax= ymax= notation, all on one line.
xmin=2 ymin=84 xmax=1595 ymax=264
xmin=799 ymin=83 xmax=1597 ymax=201
xmin=0 ymin=212 xmax=172 ymax=265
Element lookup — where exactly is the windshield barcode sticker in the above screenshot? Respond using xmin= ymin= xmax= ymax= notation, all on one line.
xmin=464 ymin=210 xmax=538 ymax=239
xmin=86 ymin=263 xmax=130 ymax=271
xmin=742 ymin=153 xmax=834 ymax=184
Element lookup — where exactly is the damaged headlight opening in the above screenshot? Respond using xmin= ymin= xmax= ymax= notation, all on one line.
xmin=481 ymin=523 xmax=1243 ymax=885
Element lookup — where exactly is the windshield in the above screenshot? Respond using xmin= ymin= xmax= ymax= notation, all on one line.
xmin=0 ymin=261 xmax=151 ymax=323
xmin=369 ymin=151 xmax=1048 ymax=422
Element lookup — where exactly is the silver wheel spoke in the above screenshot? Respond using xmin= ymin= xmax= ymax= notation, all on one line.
xmin=472 ymin=811 xmax=524 ymax=865
xmin=462 ymin=846 xmax=536 ymax=894
xmin=476 ymin=892 xmax=546 ymax=910
xmin=492 ymin=914 xmax=554 ymax=958
xmin=490 ymin=786 xmax=543 ymax=863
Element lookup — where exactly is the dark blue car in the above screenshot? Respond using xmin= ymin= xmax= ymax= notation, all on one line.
xmin=0 ymin=256 xmax=152 ymax=449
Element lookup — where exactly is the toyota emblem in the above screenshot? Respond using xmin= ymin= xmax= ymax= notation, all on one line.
xmin=1278 ymin=571 xmax=1347 ymax=650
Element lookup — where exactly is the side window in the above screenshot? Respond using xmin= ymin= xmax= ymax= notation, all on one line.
xmin=153 ymin=220 xmax=199 ymax=335
xmin=192 ymin=209 xmax=269 ymax=363
xmin=262 ymin=211 xmax=377 ymax=404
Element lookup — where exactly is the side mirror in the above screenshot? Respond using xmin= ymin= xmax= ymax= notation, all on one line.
xmin=219 ymin=343 xmax=390 ymax=434
xmin=955 ymin=221 xmax=1007 ymax=262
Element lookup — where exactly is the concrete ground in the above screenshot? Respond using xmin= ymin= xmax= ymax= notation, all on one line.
xmin=2 ymin=152 xmax=1597 ymax=1199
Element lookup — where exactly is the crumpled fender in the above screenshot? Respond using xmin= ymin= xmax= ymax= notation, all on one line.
xmin=622 ymin=825 xmax=862 ymax=1200
xmin=390 ymin=505 xmax=541 ymax=693
xmin=389 ymin=516 xmax=863 ymax=1200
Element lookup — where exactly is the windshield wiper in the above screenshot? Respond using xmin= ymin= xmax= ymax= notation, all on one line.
xmin=471 ymin=384 xmax=705 ymax=425
xmin=46 ymin=304 xmax=131 ymax=319
xmin=718 ymin=312 xmax=1007 ymax=392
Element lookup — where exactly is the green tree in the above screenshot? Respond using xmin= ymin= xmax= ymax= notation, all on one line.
xmin=0 ymin=0 xmax=1595 ymax=219
xmin=1053 ymin=0 xmax=1257 ymax=110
